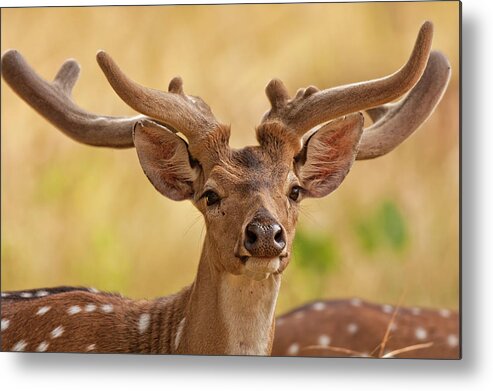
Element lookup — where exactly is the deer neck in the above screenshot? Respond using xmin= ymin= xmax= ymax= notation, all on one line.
xmin=175 ymin=238 xmax=281 ymax=356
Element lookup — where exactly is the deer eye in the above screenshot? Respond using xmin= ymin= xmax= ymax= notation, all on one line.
xmin=203 ymin=190 xmax=221 ymax=206
xmin=289 ymin=186 xmax=302 ymax=202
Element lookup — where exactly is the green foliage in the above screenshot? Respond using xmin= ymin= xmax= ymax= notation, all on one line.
xmin=290 ymin=228 xmax=340 ymax=298
xmin=354 ymin=220 xmax=378 ymax=253
xmin=293 ymin=229 xmax=339 ymax=274
xmin=353 ymin=200 xmax=408 ymax=256
xmin=379 ymin=201 xmax=407 ymax=250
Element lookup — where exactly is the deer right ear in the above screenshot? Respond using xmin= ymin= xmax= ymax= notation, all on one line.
xmin=296 ymin=113 xmax=364 ymax=198
xmin=133 ymin=120 xmax=201 ymax=201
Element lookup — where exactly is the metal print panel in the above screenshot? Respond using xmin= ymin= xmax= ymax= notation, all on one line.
xmin=1 ymin=1 xmax=460 ymax=358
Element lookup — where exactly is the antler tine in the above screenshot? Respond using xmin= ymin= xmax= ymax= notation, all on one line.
xmin=53 ymin=59 xmax=80 ymax=95
xmin=96 ymin=51 xmax=221 ymax=146
xmin=356 ymin=51 xmax=451 ymax=160
xmin=263 ymin=21 xmax=434 ymax=138
xmin=1 ymin=50 xmax=142 ymax=148
xmin=265 ymin=78 xmax=290 ymax=110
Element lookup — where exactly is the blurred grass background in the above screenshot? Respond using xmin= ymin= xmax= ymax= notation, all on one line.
xmin=1 ymin=2 xmax=459 ymax=314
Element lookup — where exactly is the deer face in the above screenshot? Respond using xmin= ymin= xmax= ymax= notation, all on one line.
xmin=194 ymin=145 xmax=298 ymax=279
xmin=133 ymin=114 xmax=364 ymax=280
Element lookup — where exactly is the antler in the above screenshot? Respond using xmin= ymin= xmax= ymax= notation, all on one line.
xmin=261 ymin=21 xmax=446 ymax=157
xmin=1 ymin=50 xmax=140 ymax=148
xmin=95 ymin=51 xmax=224 ymax=155
xmin=357 ymin=50 xmax=451 ymax=160
xmin=1 ymin=50 xmax=225 ymax=157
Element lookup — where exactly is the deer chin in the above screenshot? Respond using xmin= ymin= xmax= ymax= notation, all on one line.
xmin=242 ymin=257 xmax=281 ymax=281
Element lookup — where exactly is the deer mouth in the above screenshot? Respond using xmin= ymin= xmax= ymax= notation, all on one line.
xmin=240 ymin=256 xmax=282 ymax=280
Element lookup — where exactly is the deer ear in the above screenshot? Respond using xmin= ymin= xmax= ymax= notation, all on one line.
xmin=296 ymin=113 xmax=364 ymax=198
xmin=133 ymin=120 xmax=200 ymax=201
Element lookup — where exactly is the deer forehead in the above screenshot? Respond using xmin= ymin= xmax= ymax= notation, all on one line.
xmin=206 ymin=147 xmax=293 ymax=191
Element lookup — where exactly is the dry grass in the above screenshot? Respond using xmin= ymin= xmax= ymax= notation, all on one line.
xmin=299 ymin=342 xmax=434 ymax=359
xmin=1 ymin=3 xmax=459 ymax=314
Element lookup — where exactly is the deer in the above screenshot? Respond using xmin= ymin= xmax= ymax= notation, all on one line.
xmin=272 ymin=299 xmax=459 ymax=359
xmin=0 ymin=21 xmax=451 ymax=355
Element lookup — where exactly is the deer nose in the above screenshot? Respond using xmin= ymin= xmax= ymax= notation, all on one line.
xmin=244 ymin=222 xmax=286 ymax=257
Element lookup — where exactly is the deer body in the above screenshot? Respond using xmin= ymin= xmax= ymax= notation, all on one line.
xmin=2 ymin=288 xmax=187 ymax=353
xmin=2 ymin=276 xmax=279 ymax=355
xmin=1 ymin=22 xmax=452 ymax=355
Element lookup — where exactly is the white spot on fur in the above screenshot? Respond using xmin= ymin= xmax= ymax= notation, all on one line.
xmin=317 ymin=334 xmax=331 ymax=347
xmin=35 ymin=290 xmax=49 ymax=297
xmin=415 ymin=327 xmax=428 ymax=341
xmin=447 ymin=334 xmax=459 ymax=348
xmin=390 ymin=322 xmax=398 ymax=332
xmin=101 ymin=304 xmax=113 ymax=313
xmin=411 ymin=307 xmax=421 ymax=315
xmin=68 ymin=305 xmax=82 ymax=315
xmin=89 ymin=287 xmax=99 ymax=293
xmin=439 ymin=309 xmax=451 ymax=318
xmin=36 ymin=306 xmax=51 ymax=316
xmin=12 ymin=340 xmax=27 ymax=351
xmin=51 ymin=326 xmax=64 ymax=339
xmin=312 ymin=302 xmax=326 ymax=311
xmin=382 ymin=304 xmax=393 ymax=314
xmin=86 ymin=344 xmax=96 ymax=351
xmin=84 ymin=304 xmax=96 ymax=312
xmin=347 ymin=323 xmax=359 ymax=334
xmin=174 ymin=318 xmax=186 ymax=350
xmin=20 ymin=292 xmax=33 ymax=298
xmin=287 ymin=343 xmax=299 ymax=355
xmin=350 ymin=298 xmax=362 ymax=307
xmin=36 ymin=341 xmax=49 ymax=352
xmin=138 ymin=313 xmax=150 ymax=334
xmin=1 ymin=318 xmax=10 ymax=331
xmin=1 ymin=292 xmax=9 ymax=297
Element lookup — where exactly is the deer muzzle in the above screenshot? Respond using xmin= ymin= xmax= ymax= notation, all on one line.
xmin=243 ymin=221 xmax=286 ymax=258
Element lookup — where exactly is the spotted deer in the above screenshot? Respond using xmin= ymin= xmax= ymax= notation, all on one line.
xmin=1 ymin=22 xmax=451 ymax=355
xmin=272 ymin=299 xmax=459 ymax=359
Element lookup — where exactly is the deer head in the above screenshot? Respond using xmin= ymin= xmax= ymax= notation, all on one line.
xmin=1 ymin=22 xmax=450 ymax=282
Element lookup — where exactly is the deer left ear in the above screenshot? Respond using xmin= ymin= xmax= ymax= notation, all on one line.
xmin=296 ymin=113 xmax=364 ymax=198
xmin=133 ymin=120 xmax=201 ymax=201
